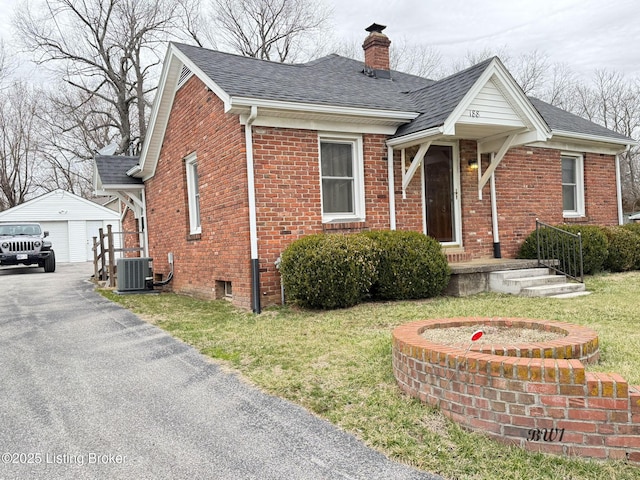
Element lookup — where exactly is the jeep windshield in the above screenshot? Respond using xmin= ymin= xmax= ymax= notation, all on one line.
xmin=0 ymin=224 xmax=42 ymax=236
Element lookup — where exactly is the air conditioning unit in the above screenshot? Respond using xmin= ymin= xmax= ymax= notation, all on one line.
xmin=117 ymin=257 xmax=152 ymax=292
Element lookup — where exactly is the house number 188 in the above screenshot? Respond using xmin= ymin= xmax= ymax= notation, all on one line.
xmin=469 ymin=110 xmax=480 ymax=118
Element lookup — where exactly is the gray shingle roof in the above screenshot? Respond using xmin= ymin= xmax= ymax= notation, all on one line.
xmin=174 ymin=43 xmax=632 ymax=144
xmin=393 ymin=58 xmax=494 ymax=138
xmin=95 ymin=155 xmax=143 ymax=186
xmin=528 ymin=97 xmax=630 ymax=141
xmin=173 ymin=43 xmax=433 ymax=112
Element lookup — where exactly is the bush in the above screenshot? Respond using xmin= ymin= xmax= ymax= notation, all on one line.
xmin=279 ymin=234 xmax=379 ymax=309
xmin=622 ymin=222 xmax=640 ymax=237
xmin=517 ymin=224 xmax=608 ymax=275
xmin=605 ymin=226 xmax=640 ymax=271
xmin=362 ymin=230 xmax=450 ymax=300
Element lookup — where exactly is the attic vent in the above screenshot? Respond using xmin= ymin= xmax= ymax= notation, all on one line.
xmin=177 ymin=65 xmax=193 ymax=88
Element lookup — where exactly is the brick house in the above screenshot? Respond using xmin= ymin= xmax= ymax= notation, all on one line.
xmin=94 ymin=24 xmax=632 ymax=312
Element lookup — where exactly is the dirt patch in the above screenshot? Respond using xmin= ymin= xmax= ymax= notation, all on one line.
xmin=421 ymin=324 xmax=565 ymax=347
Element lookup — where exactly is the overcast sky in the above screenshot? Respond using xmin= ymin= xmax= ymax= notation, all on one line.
xmin=330 ymin=0 xmax=640 ymax=78
xmin=1 ymin=0 xmax=639 ymax=80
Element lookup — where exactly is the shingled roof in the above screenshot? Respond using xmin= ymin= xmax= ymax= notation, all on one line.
xmin=95 ymin=155 xmax=143 ymax=186
xmin=173 ymin=42 xmax=432 ymax=112
xmin=173 ymin=42 xmax=631 ymax=145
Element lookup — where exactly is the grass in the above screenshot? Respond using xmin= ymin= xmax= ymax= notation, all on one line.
xmin=99 ymin=271 xmax=640 ymax=480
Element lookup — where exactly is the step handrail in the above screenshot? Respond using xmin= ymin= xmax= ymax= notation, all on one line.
xmin=536 ymin=219 xmax=584 ymax=283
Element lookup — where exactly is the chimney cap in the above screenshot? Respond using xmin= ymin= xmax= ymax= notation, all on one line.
xmin=365 ymin=23 xmax=387 ymax=34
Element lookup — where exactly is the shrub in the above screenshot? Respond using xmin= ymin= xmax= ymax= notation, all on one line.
xmin=605 ymin=226 xmax=640 ymax=272
xmin=622 ymin=222 xmax=640 ymax=237
xmin=362 ymin=230 xmax=450 ymax=300
xmin=517 ymin=224 xmax=608 ymax=275
xmin=279 ymin=234 xmax=379 ymax=309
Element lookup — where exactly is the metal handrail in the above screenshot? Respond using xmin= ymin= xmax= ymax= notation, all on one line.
xmin=536 ymin=219 xmax=584 ymax=283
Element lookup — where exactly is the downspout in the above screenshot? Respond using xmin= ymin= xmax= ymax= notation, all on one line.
xmin=490 ymin=153 xmax=501 ymax=258
xmin=141 ymin=188 xmax=149 ymax=257
xmin=615 ymin=151 xmax=625 ymax=225
xmin=387 ymin=145 xmax=396 ymax=230
xmin=245 ymin=105 xmax=261 ymax=313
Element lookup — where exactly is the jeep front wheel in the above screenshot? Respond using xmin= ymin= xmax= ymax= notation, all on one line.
xmin=44 ymin=251 xmax=56 ymax=273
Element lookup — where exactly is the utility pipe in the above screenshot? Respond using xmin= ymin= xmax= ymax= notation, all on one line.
xmin=245 ymin=106 xmax=261 ymax=313
xmin=490 ymin=153 xmax=501 ymax=258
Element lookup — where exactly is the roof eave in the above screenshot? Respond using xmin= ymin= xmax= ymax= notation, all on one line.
xmin=551 ymin=130 xmax=635 ymax=149
xmin=99 ymin=183 xmax=145 ymax=191
xmin=386 ymin=126 xmax=445 ymax=148
xmin=229 ymin=96 xmax=418 ymax=123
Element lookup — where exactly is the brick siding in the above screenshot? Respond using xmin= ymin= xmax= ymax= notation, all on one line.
xmin=142 ymin=76 xmax=619 ymax=309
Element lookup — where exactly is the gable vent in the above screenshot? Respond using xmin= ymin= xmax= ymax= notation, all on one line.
xmin=177 ymin=65 xmax=193 ymax=88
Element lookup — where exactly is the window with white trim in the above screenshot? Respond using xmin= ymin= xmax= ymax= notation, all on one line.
xmin=185 ymin=152 xmax=201 ymax=234
xmin=319 ymin=135 xmax=365 ymax=222
xmin=561 ymin=153 xmax=584 ymax=217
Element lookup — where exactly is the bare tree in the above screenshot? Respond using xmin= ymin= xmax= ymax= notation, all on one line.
xmin=15 ymin=0 xmax=204 ymax=155
xmin=540 ymin=62 xmax=577 ymax=110
xmin=391 ymin=39 xmax=444 ymax=79
xmin=211 ymin=0 xmax=330 ymax=62
xmin=0 ymin=82 xmax=41 ymax=210
xmin=510 ymin=50 xmax=548 ymax=96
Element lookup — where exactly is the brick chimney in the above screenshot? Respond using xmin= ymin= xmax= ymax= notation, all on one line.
xmin=363 ymin=23 xmax=391 ymax=78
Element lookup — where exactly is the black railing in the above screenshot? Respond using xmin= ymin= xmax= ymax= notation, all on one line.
xmin=536 ymin=219 xmax=584 ymax=283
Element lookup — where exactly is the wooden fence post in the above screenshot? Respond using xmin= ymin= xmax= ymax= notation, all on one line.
xmin=98 ymin=227 xmax=106 ymax=281
xmin=107 ymin=224 xmax=116 ymax=288
xmin=93 ymin=236 xmax=98 ymax=281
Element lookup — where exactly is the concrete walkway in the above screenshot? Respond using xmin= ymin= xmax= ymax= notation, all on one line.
xmin=0 ymin=263 xmax=441 ymax=479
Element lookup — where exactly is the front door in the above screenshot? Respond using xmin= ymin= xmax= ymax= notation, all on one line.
xmin=424 ymin=144 xmax=459 ymax=243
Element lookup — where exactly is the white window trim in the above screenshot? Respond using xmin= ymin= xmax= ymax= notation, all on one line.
xmin=185 ymin=152 xmax=201 ymax=234
xmin=561 ymin=152 xmax=585 ymax=218
xmin=318 ymin=133 xmax=365 ymax=223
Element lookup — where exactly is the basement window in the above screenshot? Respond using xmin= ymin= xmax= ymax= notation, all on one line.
xmin=216 ymin=280 xmax=233 ymax=300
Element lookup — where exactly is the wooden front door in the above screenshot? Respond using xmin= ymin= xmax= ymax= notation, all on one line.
xmin=424 ymin=145 xmax=455 ymax=242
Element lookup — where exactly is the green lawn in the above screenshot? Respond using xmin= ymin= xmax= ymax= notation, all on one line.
xmin=100 ymin=271 xmax=640 ymax=480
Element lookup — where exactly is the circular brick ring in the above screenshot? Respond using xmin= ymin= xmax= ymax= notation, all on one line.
xmin=397 ymin=317 xmax=600 ymax=364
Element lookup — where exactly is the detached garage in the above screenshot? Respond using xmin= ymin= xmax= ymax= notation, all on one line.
xmin=0 ymin=190 xmax=121 ymax=263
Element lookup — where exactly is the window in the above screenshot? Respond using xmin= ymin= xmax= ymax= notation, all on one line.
xmin=185 ymin=153 xmax=201 ymax=234
xmin=319 ymin=135 xmax=364 ymax=222
xmin=561 ymin=154 xmax=584 ymax=217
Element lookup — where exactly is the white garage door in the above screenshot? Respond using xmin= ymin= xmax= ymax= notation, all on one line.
xmin=40 ymin=221 xmax=70 ymax=263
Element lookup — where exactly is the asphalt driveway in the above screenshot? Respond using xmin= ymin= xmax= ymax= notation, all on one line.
xmin=0 ymin=263 xmax=441 ymax=480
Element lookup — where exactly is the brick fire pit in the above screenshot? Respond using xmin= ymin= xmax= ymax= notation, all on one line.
xmin=392 ymin=317 xmax=640 ymax=462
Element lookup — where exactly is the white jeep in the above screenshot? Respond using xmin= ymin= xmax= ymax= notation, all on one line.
xmin=0 ymin=222 xmax=56 ymax=272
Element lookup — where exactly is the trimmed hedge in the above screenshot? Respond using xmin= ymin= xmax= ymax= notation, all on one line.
xmin=278 ymin=233 xmax=379 ymax=309
xmin=517 ymin=224 xmax=608 ymax=275
xmin=603 ymin=226 xmax=640 ymax=272
xmin=279 ymin=231 xmax=450 ymax=309
xmin=363 ymin=230 xmax=450 ymax=300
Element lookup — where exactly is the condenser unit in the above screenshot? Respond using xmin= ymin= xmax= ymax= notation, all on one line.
xmin=117 ymin=257 xmax=152 ymax=292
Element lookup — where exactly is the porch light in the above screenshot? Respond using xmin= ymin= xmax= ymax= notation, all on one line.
xmin=468 ymin=157 xmax=478 ymax=170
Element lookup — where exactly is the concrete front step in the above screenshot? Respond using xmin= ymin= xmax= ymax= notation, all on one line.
xmin=489 ymin=267 xmax=588 ymax=297
xmin=490 ymin=268 xmax=552 ymax=280
xmin=520 ymin=282 xmax=586 ymax=297
xmin=549 ymin=291 xmax=592 ymax=299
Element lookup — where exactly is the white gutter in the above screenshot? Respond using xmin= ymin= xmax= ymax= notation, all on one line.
xmin=386 ymin=126 xmax=444 ymax=148
xmin=552 ymin=130 xmax=633 ymax=149
xmin=230 ymin=97 xmax=418 ymax=122
xmin=126 ymin=164 xmax=142 ymax=176
xmin=387 ymin=145 xmax=396 ymax=230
